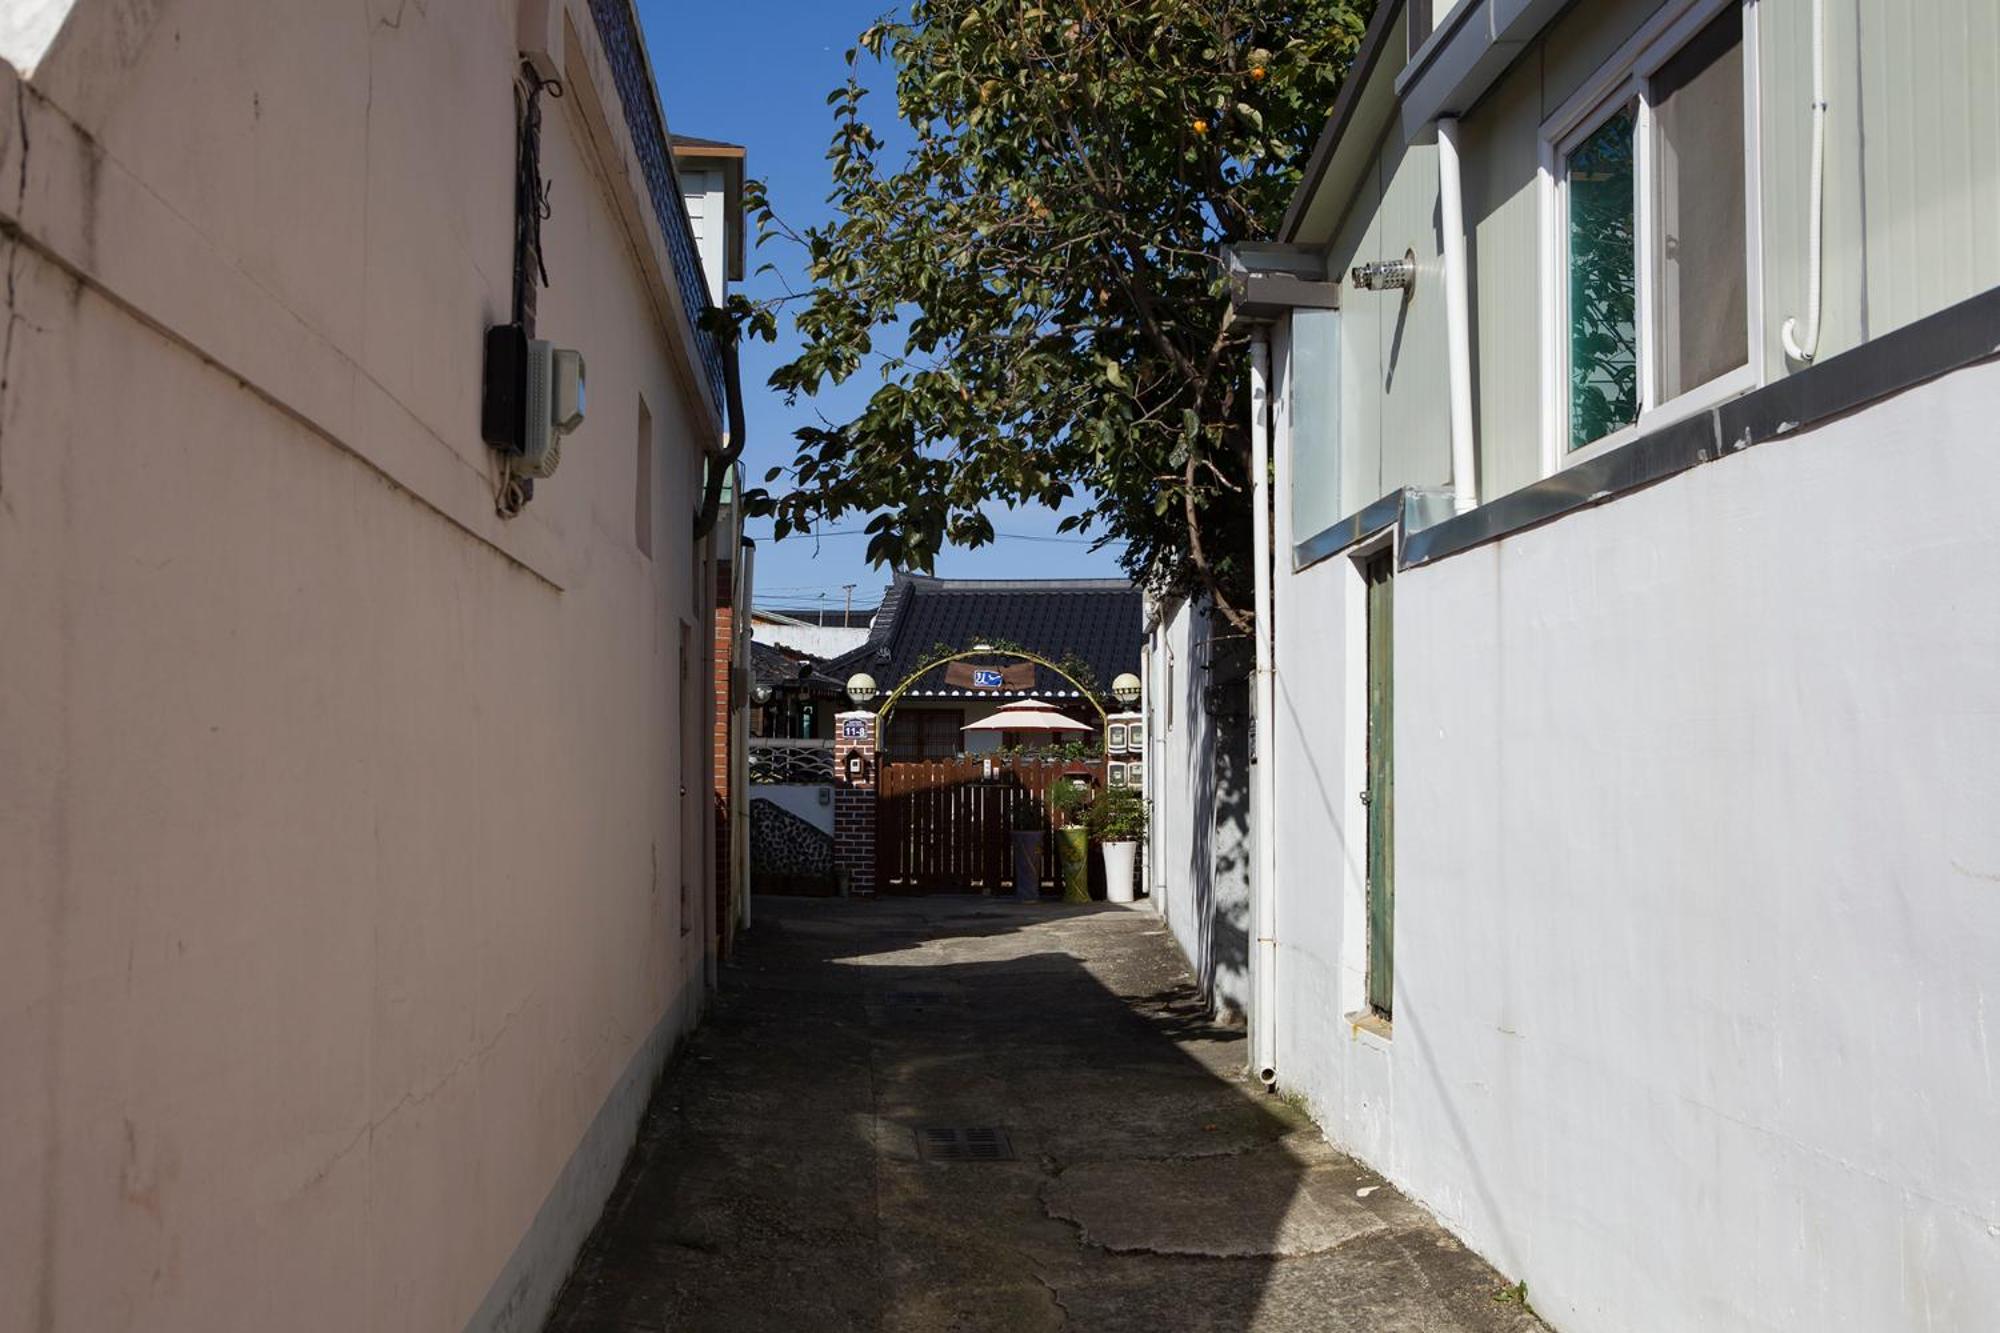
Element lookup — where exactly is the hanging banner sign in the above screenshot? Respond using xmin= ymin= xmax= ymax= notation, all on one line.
xmin=943 ymin=660 xmax=1039 ymax=691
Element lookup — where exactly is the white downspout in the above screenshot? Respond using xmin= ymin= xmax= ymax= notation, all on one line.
xmin=1438 ymin=116 xmax=1478 ymax=514
xmin=1249 ymin=331 xmax=1279 ymax=1089
xmin=1152 ymin=629 xmax=1168 ymax=903
xmin=1782 ymin=0 xmax=1827 ymax=363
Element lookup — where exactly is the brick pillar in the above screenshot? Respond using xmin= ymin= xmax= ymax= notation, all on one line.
xmin=833 ymin=710 xmax=878 ymax=897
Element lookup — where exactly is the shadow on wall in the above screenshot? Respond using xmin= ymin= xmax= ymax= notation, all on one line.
xmin=540 ymin=898 xmax=1536 ymax=1331
xmin=1187 ymin=623 xmax=1254 ymax=1024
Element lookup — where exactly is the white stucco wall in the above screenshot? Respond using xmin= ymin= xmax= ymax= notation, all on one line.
xmin=1269 ymin=325 xmax=1393 ymax=1161
xmin=1150 ymin=599 xmax=1197 ymax=951
xmin=751 ymin=783 xmax=835 ymax=833
xmin=752 ymin=620 xmax=872 ymax=660
xmin=0 ymin=4 xmax=721 ymax=1331
xmin=1270 ymin=347 xmax=2000 ymax=1330
xmin=1147 ymin=596 xmax=1253 ymax=1024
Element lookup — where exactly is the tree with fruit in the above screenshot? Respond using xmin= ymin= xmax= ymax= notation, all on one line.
xmin=731 ymin=0 xmax=1372 ymax=628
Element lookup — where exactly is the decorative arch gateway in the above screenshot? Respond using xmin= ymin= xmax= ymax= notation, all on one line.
xmin=876 ymin=648 xmax=1108 ymax=736
xmin=872 ymin=648 xmax=1110 ymax=895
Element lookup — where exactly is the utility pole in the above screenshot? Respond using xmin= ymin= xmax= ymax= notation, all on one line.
xmin=842 ymin=583 xmax=856 ymax=625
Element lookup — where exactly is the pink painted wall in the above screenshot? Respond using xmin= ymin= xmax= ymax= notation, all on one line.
xmin=0 ymin=2 xmax=720 ymax=1328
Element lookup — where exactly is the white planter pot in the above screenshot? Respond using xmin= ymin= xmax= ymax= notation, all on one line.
xmin=1101 ymin=840 xmax=1138 ymax=904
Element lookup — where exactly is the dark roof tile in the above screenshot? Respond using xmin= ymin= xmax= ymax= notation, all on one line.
xmin=824 ymin=574 xmax=1142 ymax=702
xmin=752 ymin=640 xmax=846 ymax=694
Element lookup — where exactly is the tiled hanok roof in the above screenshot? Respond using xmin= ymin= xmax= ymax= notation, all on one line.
xmin=822 ymin=574 xmax=1142 ymax=704
xmin=751 ymin=640 xmax=846 ymax=695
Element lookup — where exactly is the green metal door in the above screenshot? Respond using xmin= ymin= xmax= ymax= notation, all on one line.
xmin=1363 ymin=553 xmax=1395 ymax=1018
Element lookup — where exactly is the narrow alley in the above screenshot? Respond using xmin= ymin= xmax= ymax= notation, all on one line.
xmin=544 ymin=899 xmax=1544 ymax=1332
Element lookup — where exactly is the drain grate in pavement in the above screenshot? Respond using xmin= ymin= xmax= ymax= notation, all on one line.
xmin=916 ymin=1126 xmax=1015 ymax=1162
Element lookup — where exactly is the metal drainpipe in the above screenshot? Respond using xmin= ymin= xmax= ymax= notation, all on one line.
xmin=736 ymin=537 xmax=755 ymax=932
xmin=1249 ymin=331 xmax=1279 ymax=1090
xmin=1438 ymin=116 xmax=1478 ymax=514
xmin=693 ymin=332 xmax=747 ymax=541
xmin=1151 ymin=626 xmax=1169 ymax=903
xmin=1140 ymin=637 xmax=1155 ymax=911
xmin=1781 ymin=0 xmax=1828 ymax=363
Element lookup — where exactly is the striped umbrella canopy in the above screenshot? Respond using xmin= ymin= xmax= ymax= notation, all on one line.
xmin=961 ymin=698 xmax=1094 ymax=734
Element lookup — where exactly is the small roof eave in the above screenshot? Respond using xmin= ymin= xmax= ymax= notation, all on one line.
xmin=672 ymin=135 xmax=748 ymax=282
xmin=1393 ymin=0 xmax=1572 ymax=141
xmin=1223 ymin=243 xmax=1341 ymax=321
xmin=1278 ymin=0 xmax=1410 ymax=249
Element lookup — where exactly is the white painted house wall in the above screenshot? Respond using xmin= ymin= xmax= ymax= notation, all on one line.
xmin=753 ymin=783 xmax=836 ymax=833
xmin=1151 ymin=598 xmax=1203 ymax=989
xmin=1269 ymin=330 xmax=1395 ymax=1163
xmin=753 ymin=619 xmax=873 ymax=660
xmin=1269 ymin=350 xmax=2000 ymax=1330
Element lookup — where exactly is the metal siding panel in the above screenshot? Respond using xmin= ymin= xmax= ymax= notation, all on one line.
xmin=1969 ymin=0 xmax=2000 ymax=304
xmin=1377 ymin=134 xmax=1454 ymax=496
xmin=1854 ymin=0 xmax=2000 ymax=341
xmin=1759 ymin=0 xmax=1866 ymax=368
xmin=1327 ymin=157 xmax=1385 ymax=510
xmin=1539 ymin=0 xmax=1672 ymax=119
xmin=1462 ymin=49 xmax=1546 ymax=500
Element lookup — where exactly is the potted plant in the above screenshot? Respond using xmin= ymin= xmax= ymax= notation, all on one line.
xmin=1046 ymin=779 xmax=1093 ymax=904
xmin=1087 ymin=786 xmax=1149 ymax=905
xmin=1008 ymin=798 xmax=1046 ymax=901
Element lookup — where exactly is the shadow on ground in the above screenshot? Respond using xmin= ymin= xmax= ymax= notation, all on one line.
xmin=544 ymin=897 xmax=1543 ymax=1332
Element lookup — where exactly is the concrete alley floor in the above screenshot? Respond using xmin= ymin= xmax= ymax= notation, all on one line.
xmin=543 ymin=897 xmax=1545 ymax=1332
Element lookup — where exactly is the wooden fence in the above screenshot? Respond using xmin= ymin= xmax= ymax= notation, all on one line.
xmin=876 ymin=754 xmax=1105 ymax=895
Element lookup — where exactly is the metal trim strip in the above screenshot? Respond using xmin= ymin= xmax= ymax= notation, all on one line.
xmin=1402 ymin=286 xmax=2000 ymax=568
xmin=1293 ymin=490 xmax=1405 ymax=571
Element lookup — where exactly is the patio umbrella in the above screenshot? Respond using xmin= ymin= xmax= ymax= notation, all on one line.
xmin=961 ymin=698 xmax=1093 ymax=734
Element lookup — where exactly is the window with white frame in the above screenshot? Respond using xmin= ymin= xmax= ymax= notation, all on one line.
xmin=1546 ymin=0 xmax=1754 ymax=460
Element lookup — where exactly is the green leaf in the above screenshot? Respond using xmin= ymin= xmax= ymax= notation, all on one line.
xmin=746 ymin=0 xmax=1374 ymax=624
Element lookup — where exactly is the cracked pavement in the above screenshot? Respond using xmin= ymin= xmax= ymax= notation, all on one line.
xmin=544 ymin=896 xmax=1545 ymax=1332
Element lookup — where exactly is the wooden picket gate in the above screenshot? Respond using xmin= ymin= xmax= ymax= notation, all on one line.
xmin=876 ymin=754 xmax=1104 ymax=894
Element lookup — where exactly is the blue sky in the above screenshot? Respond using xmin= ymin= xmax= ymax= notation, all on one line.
xmin=640 ymin=1 xmax=1127 ymax=618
